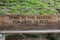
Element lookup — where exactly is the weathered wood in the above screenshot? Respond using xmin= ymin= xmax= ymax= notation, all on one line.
xmin=0 ymin=14 xmax=60 ymax=30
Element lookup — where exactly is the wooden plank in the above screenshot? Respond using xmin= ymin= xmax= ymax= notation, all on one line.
xmin=0 ymin=14 xmax=59 ymax=30
xmin=0 ymin=30 xmax=60 ymax=33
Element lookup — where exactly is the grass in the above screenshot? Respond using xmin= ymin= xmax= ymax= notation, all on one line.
xmin=0 ymin=0 xmax=59 ymax=15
